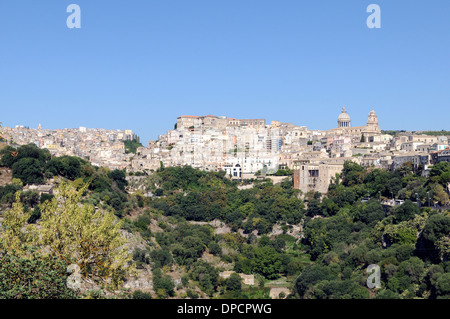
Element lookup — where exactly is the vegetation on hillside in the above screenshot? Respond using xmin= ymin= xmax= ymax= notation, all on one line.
xmin=0 ymin=145 xmax=449 ymax=299
xmin=124 ymin=138 xmax=143 ymax=154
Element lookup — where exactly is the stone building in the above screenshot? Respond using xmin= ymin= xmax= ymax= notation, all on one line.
xmin=430 ymin=148 xmax=450 ymax=164
xmin=328 ymin=106 xmax=381 ymax=138
xmin=176 ymin=115 xmax=202 ymax=130
xmin=293 ymin=158 xmax=357 ymax=194
xmin=391 ymin=153 xmax=430 ymax=171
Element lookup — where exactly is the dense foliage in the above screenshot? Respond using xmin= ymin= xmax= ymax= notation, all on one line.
xmin=143 ymin=162 xmax=449 ymax=299
xmin=1 ymin=143 xmax=449 ymax=299
xmin=0 ymin=243 xmax=77 ymax=299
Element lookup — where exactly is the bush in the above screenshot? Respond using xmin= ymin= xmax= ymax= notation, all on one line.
xmin=186 ymin=289 xmax=199 ymax=299
xmin=0 ymin=244 xmax=78 ymax=299
xmin=153 ymin=269 xmax=175 ymax=298
xmin=132 ymin=290 xmax=152 ymax=299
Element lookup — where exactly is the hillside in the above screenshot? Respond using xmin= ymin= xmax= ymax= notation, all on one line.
xmin=0 ymin=144 xmax=449 ymax=299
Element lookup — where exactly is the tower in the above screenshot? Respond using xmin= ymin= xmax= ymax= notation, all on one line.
xmin=365 ymin=109 xmax=380 ymax=134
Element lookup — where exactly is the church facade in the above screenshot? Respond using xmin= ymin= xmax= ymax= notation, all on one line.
xmin=327 ymin=106 xmax=381 ymax=138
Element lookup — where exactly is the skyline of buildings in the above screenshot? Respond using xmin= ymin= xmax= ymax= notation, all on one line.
xmin=2 ymin=106 xmax=449 ymax=196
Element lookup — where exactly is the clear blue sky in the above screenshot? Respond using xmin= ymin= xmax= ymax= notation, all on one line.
xmin=1 ymin=0 xmax=449 ymax=144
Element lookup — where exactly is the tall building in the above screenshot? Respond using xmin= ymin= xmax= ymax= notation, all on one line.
xmin=365 ymin=109 xmax=381 ymax=135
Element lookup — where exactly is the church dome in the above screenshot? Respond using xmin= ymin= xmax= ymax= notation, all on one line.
xmin=337 ymin=106 xmax=351 ymax=128
xmin=338 ymin=106 xmax=351 ymax=121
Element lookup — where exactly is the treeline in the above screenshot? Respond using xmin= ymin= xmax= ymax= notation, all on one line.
xmin=0 ymin=144 xmax=135 ymax=218
xmin=149 ymin=166 xmax=303 ymax=234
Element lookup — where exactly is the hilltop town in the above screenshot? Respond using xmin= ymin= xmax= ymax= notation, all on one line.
xmin=2 ymin=107 xmax=449 ymax=195
xmin=1 ymin=109 xmax=449 ymax=300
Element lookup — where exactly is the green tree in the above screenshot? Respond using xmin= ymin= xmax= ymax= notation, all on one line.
xmin=361 ymin=200 xmax=385 ymax=226
xmin=294 ymin=265 xmax=335 ymax=298
xmin=434 ymin=273 xmax=450 ymax=298
xmin=341 ymin=161 xmax=364 ymax=187
xmin=153 ymin=268 xmax=175 ymax=298
xmin=1 ymin=192 xmax=37 ymax=252
xmin=108 ymin=169 xmax=128 ymax=191
xmin=429 ymin=162 xmax=450 ymax=186
xmin=418 ymin=213 xmax=450 ymax=262
xmin=12 ymin=158 xmax=44 ymax=185
xmin=190 ymin=260 xmax=219 ymax=296
xmin=394 ymin=200 xmax=420 ymax=222
xmin=251 ymin=246 xmax=282 ymax=279
xmin=225 ymin=273 xmax=242 ymax=291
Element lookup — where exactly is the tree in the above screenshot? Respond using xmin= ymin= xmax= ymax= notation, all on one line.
xmin=363 ymin=168 xmax=389 ymax=196
xmin=150 ymin=248 xmax=173 ymax=269
xmin=397 ymin=257 xmax=425 ymax=284
xmin=386 ymin=177 xmax=403 ymax=198
xmin=1 ymin=192 xmax=37 ymax=252
xmin=434 ymin=273 xmax=450 ymax=298
xmin=418 ymin=213 xmax=450 ymax=262
xmin=0 ymin=144 xmax=50 ymax=169
xmin=430 ymin=162 xmax=450 ymax=186
xmin=154 ymin=188 xmax=164 ymax=196
xmin=172 ymin=236 xmax=206 ymax=265
xmin=12 ymin=158 xmax=44 ymax=185
xmin=361 ymin=200 xmax=385 ymax=226
xmin=394 ymin=200 xmax=419 ymax=222
xmin=152 ymin=268 xmax=175 ymax=298
xmin=432 ymin=184 xmax=449 ymax=206
xmin=294 ymin=265 xmax=335 ymax=298
xmin=190 ymin=260 xmax=219 ymax=296
xmin=108 ymin=169 xmax=128 ymax=191
xmin=341 ymin=161 xmax=364 ymax=187
xmin=225 ymin=273 xmax=242 ymax=291
xmin=45 ymin=156 xmax=84 ymax=180
xmin=251 ymin=246 xmax=282 ymax=279
xmin=38 ymin=182 xmax=133 ymax=289
xmin=306 ymin=198 xmax=322 ymax=217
